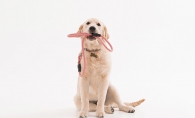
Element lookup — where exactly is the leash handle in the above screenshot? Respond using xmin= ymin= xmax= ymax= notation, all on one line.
xmin=68 ymin=32 xmax=113 ymax=52
xmin=68 ymin=33 xmax=90 ymax=37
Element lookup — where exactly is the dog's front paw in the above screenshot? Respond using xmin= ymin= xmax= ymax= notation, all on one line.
xmin=96 ymin=110 xmax=105 ymax=118
xmin=79 ymin=110 xmax=88 ymax=118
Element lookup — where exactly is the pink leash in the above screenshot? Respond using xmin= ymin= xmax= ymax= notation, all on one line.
xmin=67 ymin=33 xmax=113 ymax=76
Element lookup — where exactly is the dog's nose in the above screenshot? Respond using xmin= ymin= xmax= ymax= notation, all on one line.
xmin=89 ymin=26 xmax=96 ymax=32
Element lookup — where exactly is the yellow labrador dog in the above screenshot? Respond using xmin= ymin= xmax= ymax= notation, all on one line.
xmin=73 ymin=18 xmax=145 ymax=118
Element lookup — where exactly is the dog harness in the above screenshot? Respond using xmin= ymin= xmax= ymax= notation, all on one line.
xmin=67 ymin=33 xmax=113 ymax=76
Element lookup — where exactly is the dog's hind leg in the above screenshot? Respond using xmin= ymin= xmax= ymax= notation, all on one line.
xmin=106 ymin=84 xmax=135 ymax=113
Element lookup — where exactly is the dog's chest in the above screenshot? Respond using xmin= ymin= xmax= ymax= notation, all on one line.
xmin=83 ymin=52 xmax=110 ymax=101
xmin=86 ymin=58 xmax=110 ymax=101
xmin=86 ymin=57 xmax=109 ymax=76
xmin=88 ymin=75 xmax=103 ymax=101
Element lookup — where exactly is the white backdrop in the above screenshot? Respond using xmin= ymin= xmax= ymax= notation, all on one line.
xmin=0 ymin=0 xmax=195 ymax=118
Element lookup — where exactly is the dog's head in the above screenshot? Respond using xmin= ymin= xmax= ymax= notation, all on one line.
xmin=77 ymin=18 xmax=109 ymax=49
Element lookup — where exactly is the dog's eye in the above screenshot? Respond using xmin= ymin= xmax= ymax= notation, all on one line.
xmin=86 ymin=22 xmax=90 ymax=25
xmin=97 ymin=23 xmax=101 ymax=26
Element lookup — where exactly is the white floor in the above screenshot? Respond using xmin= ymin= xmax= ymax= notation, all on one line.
xmin=2 ymin=106 xmax=193 ymax=118
xmin=1 ymin=100 xmax=195 ymax=118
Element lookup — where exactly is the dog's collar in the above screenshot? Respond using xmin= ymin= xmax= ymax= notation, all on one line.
xmin=84 ymin=48 xmax=101 ymax=52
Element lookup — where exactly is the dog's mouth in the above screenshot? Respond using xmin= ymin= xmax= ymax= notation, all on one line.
xmin=87 ymin=35 xmax=96 ymax=41
xmin=87 ymin=33 xmax=101 ymax=41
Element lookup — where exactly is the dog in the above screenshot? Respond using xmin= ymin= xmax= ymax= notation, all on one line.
xmin=73 ymin=18 xmax=145 ymax=118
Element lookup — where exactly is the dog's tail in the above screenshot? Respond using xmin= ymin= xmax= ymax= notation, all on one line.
xmin=124 ymin=99 xmax=145 ymax=107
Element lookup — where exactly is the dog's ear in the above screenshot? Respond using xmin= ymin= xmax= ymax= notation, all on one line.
xmin=102 ymin=26 xmax=109 ymax=39
xmin=77 ymin=25 xmax=83 ymax=33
